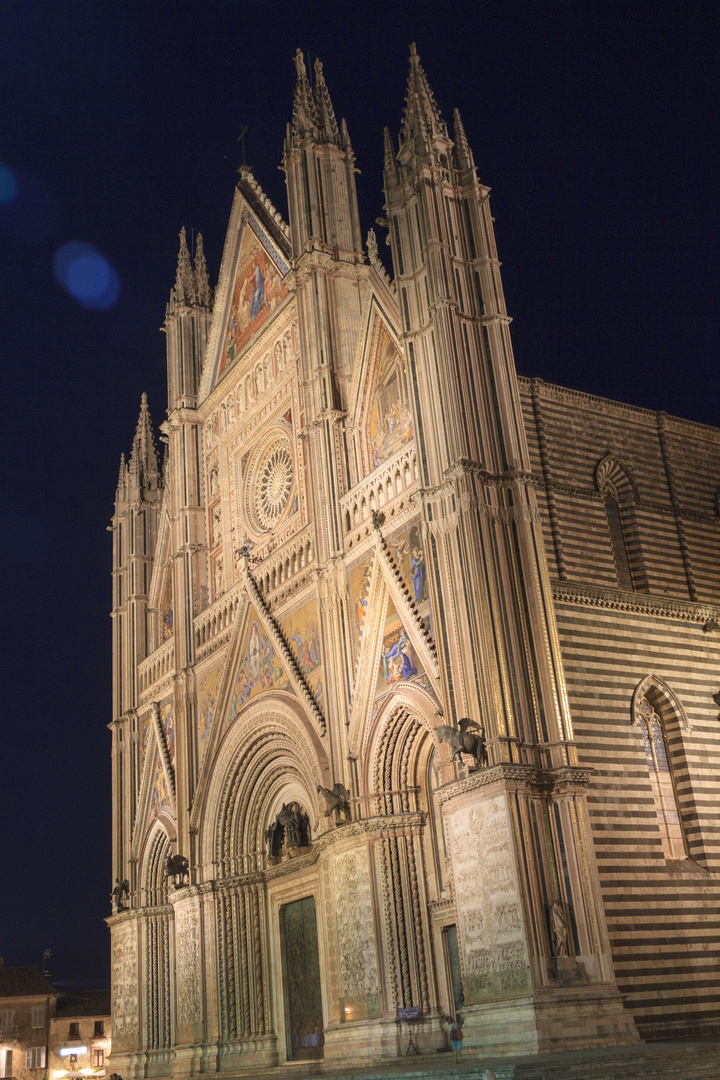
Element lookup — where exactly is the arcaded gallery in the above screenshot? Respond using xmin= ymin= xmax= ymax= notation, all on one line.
xmin=107 ymin=47 xmax=720 ymax=1074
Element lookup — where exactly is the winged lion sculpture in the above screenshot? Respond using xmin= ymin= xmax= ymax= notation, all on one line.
xmin=437 ymin=717 xmax=487 ymax=769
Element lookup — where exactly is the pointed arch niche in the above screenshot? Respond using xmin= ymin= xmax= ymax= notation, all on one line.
xmin=594 ymin=454 xmax=647 ymax=591
xmin=137 ymin=821 xmax=174 ymax=1052
xmin=631 ymin=676 xmax=691 ymax=861
xmin=366 ymin=698 xmax=452 ymax=1015
xmin=140 ymin=820 xmax=173 ymax=907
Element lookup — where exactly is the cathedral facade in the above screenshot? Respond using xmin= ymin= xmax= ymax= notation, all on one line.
xmin=108 ymin=48 xmax=720 ymax=1075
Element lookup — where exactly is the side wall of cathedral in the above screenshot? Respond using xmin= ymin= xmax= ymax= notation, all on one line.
xmin=522 ymin=377 xmax=720 ymax=1037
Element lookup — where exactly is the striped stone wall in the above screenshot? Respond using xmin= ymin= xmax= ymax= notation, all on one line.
xmin=519 ymin=377 xmax=720 ymax=1039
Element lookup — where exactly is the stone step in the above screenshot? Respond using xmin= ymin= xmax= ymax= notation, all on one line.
xmin=281 ymin=1039 xmax=720 ymax=1080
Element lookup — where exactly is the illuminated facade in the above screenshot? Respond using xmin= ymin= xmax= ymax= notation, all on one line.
xmin=108 ymin=47 xmax=720 ymax=1075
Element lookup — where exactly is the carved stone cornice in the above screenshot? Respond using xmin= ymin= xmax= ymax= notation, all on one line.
xmin=174 ymin=811 xmax=428 ymax=896
xmin=428 ymin=897 xmax=456 ymax=918
xmin=521 ymin=375 xmax=720 ymax=443
xmin=551 ymin=580 xmax=720 ymax=625
xmin=106 ymin=904 xmax=173 ymax=927
xmin=435 ymin=762 xmax=593 ymax=805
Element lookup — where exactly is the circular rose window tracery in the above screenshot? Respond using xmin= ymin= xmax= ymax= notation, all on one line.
xmin=247 ymin=435 xmax=294 ymax=534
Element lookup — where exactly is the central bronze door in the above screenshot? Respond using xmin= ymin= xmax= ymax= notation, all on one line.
xmin=281 ymin=895 xmax=324 ymax=1060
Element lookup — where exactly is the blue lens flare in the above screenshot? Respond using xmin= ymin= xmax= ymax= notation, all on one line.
xmin=53 ymin=242 xmax=121 ymax=309
xmin=0 ymin=163 xmax=18 ymax=204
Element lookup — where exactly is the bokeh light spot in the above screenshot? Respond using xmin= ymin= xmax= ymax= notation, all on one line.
xmin=0 ymin=163 xmax=18 ymax=204
xmin=0 ymin=167 xmax=55 ymax=239
xmin=53 ymin=242 xmax=120 ymax=310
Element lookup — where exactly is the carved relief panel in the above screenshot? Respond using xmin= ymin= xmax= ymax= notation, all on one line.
xmin=175 ymin=899 xmax=202 ymax=1040
xmin=111 ymin=922 xmax=139 ymax=1050
xmin=330 ymin=847 xmax=381 ymax=1021
xmin=445 ymin=792 xmax=531 ymax=1002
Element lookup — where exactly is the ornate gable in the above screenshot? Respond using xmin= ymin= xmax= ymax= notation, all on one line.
xmin=347 ymin=298 xmax=410 ymax=481
xmin=200 ymin=176 xmax=292 ymax=400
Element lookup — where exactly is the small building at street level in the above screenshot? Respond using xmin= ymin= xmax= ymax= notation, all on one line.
xmin=107 ymin=46 xmax=720 ymax=1074
xmin=0 ymin=961 xmax=110 ymax=1080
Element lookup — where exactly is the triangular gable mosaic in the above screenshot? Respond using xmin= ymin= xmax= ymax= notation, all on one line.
xmin=279 ymin=596 xmax=324 ymax=710
xmin=213 ymin=213 xmax=290 ymax=388
xmin=374 ymin=597 xmax=425 ymax=703
xmin=227 ymin=606 xmax=293 ymax=722
xmin=367 ymin=329 xmax=413 ymax=471
xmin=197 ymin=657 xmax=225 ymax=762
xmin=385 ymin=519 xmax=433 ymax=642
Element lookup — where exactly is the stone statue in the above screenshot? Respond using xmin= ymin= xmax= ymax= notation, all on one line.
xmin=111 ymin=878 xmax=129 ymax=911
xmin=317 ymin=782 xmax=352 ymax=823
xmin=266 ymin=802 xmax=311 ymax=858
xmin=549 ymin=899 xmax=569 ymax=957
xmin=437 ymin=716 xmax=487 ymax=768
xmin=164 ymin=853 xmax=190 ymax=888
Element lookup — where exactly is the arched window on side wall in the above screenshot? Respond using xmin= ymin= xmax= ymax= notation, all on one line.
xmin=595 ymin=454 xmax=647 ymax=591
xmin=633 ymin=687 xmax=688 ymax=860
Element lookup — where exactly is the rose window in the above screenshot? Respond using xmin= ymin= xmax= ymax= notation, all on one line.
xmin=248 ymin=436 xmax=294 ymax=533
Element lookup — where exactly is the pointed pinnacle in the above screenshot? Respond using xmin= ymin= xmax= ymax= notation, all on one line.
xmin=292 ymin=48 xmax=317 ymax=139
xmin=117 ymin=451 xmax=127 ymax=489
xmin=453 ymin=108 xmax=473 ymax=169
xmin=128 ymin=394 xmax=161 ymax=488
xmin=169 ymin=226 xmax=196 ymax=309
xmin=340 ymin=116 xmax=353 ymax=153
xmin=313 ymin=58 xmax=340 ymax=144
xmin=400 ymin=43 xmax=449 ymax=151
xmin=193 ymin=233 xmax=213 ymax=309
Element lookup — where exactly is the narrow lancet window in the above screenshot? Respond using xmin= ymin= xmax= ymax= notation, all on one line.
xmin=604 ymin=490 xmax=634 ymax=589
xmin=636 ymin=695 xmax=686 ymax=860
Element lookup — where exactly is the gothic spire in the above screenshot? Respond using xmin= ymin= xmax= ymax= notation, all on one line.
xmin=169 ymin=226 xmax=195 ymax=309
xmin=453 ymin=108 xmax=474 ymax=170
xmin=193 ymin=232 xmax=213 ymax=310
xmin=127 ymin=393 xmax=162 ymax=493
xmin=291 ymin=48 xmax=317 ymax=139
xmin=399 ymin=43 xmax=450 ymax=156
xmin=313 ymin=59 xmax=341 ymax=144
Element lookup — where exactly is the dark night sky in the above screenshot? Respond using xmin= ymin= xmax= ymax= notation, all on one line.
xmin=1 ymin=1 xmax=717 ymax=989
